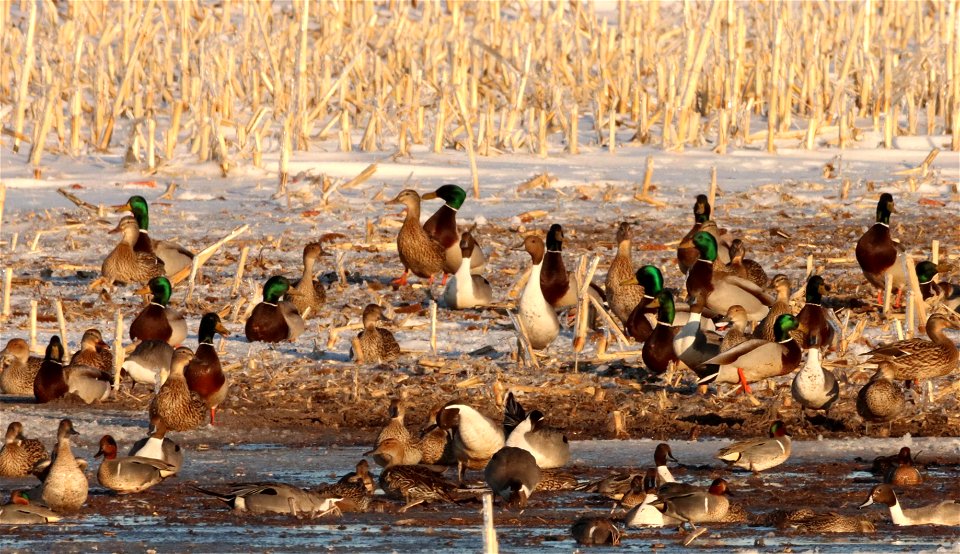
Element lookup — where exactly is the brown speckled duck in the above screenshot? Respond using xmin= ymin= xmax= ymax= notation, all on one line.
xmin=70 ymin=329 xmax=113 ymax=375
xmin=40 ymin=419 xmax=88 ymax=513
xmin=753 ymin=274 xmax=792 ymax=342
xmin=855 ymin=193 xmax=905 ymax=302
xmin=366 ymin=398 xmax=422 ymax=467
xmin=130 ymin=276 xmax=187 ymax=346
xmin=244 ymin=276 xmax=305 ymax=343
xmin=285 ymin=242 xmax=327 ymax=318
xmin=115 ymin=195 xmax=195 ymax=277
xmin=185 ymin=313 xmax=231 ymax=425
xmin=856 ymin=366 xmax=905 ymax=432
xmin=149 ymin=347 xmax=207 ymax=432
xmin=1 ymin=338 xmax=42 ymax=395
xmin=862 ymin=314 xmax=959 ymax=382
xmin=101 ymin=216 xmax=165 ymax=286
xmin=34 ymin=336 xmax=111 ymax=404
xmin=726 ymin=239 xmax=768 ymax=288
xmin=351 ymin=304 xmax=401 ymax=363
xmin=422 ymin=184 xmax=486 ymax=275
xmin=605 ymin=222 xmax=646 ymax=325
xmin=387 ymin=189 xmax=445 ymax=286
xmin=0 ymin=422 xmax=49 ymax=477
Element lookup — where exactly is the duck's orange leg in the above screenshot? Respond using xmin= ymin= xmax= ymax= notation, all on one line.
xmin=210 ymin=408 xmax=217 ymax=426
xmin=876 ymin=289 xmax=883 ymax=306
xmin=737 ymin=368 xmax=753 ymax=395
xmin=440 ymin=273 xmax=449 ymax=286
xmin=391 ymin=270 xmax=410 ymax=287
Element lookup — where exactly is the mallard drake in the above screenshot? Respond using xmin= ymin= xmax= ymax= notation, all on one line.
xmin=34 ymin=336 xmax=111 ymax=404
xmin=285 ymin=242 xmax=327 ymax=318
xmin=716 ymin=421 xmax=791 ymax=473
xmin=719 ymin=305 xmax=751 ymax=352
xmin=686 ymin=232 xmax=772 ymax=324
xmin=387 ymin=189 xmax=445 ymax=286
xmin=673 ymin=294 xmax=723 ymax=378
xmin=351 ymin=304 xmax=401 ymax=363
xmin=0 ymin=338 xmax=42 ymax=395
xmin=101 ymin=216 xmax=165 ymax=286
xmin=149 ymin=347 xmax=207 ymax=432
xmin=130 ymin=276 xmax=187 ymax=346
xmin=605 ymin=222 xmax=645 ymax=325
xmin=128 ymin=414 xmax=183 ymax=474
xmin=862 ymin=314 xmax=959 ymax=382
xmin=659 ymin=478 xmax=732 ymax=530
xmin=624 ymin=265 xmax=663 ymax=342
xmin=0 ymin=491 xmax=62 ymax=524
xmin=517 ymin=235 xmax=560 ymax=350
xmin=443 ymin=231 xmax=493 ymax=309
xmin=244 ymin=276 xmax=305 ymax=342
xmin=195 ymin=483 xmax=341 ymax=516
xmin=571 ymin=517 xmax=622 ymax=546
xmin=677 ymin=195 xmax=730 ymax=274
xmin=884 ymin=447 xmax=923 ymax=486
xmin=115 ymin=195 xmax=195 ymax=277
xmin=94 ymin=435 xmax=175 ymax=494
xmin=540 ymin=224 xmax=579 ymax=308
xmin=378 ymin=465 xmax=464 ymax=512
xmin=856 ymin=193 xmax=905 ymax=300
xmin=503 ymin=393 xmax=570 ymax=469
xmin=422 ymin=184 xmax=486 ymax=275
xmin=437 ymin=403 xmax=505 ymax=481
xmin=791 ymin=341 xmax=840 ymax=414
xmin=697 ymin=314 xmax=802 ymax=395
xmin=0 ymin=422 xmax=49 ymax=477
xmin=916 ymin=260 xmax=960 ymax=312
xmin=796 ymin=275 xmax=836 ymax=349
xmin=366 ymin=398 xmax=422 ymax=467
xmin=856 ymin=366 xmax=904 ymax=431
xmin=860 ymin=484 xmax=960 ymax=526
xmin=185 ymin=313 xmax=230 ymax=425
xmin=40 ymin=419 xmax=88 ymax=513
xmin=753 ymin=274 xmax=792 ymax=342
xmin=70 ymin=329 xmax=113 ymax=375
xmin=121 ymin=340 xmax=173 ymax=392
xmin=485 ymin=446 xmax=541 ymax=509
xmin=726 ymin=239 xmax=768 ymax=287
xmin=642 ymin=291 xmax=679 ymax=375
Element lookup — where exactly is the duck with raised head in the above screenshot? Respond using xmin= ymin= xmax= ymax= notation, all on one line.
xmin=422 ymin=184 xmax=486 ymax=275
xmin=285 ymin=242 xmax=327 ymax=318
xmin=916 ymin=260 xmax=960 ymax=312
xmin=0 ymin=491 xmax=62 ymax=524
xmin=687 ymin=231 xmax=771 ymax=324
xmin=0 ymin=338 xmax=42 ymax=395
xmin=716 ymin=421 xmax=791 ymax=473
xmin=861 ymin=314 xmax=959 ymax=383
xmin=698 ymin=314 xmax=802 ymax=396
xmin=791 ymin=339 xmax=840 ymax=416
xmin=34 ymin=336 xmax=111 ymax=404
xmin=884 ymin=447 xmax=923 ymax=486
xmin=540 ymin=224 xmax=580 ymax=308
xmin=129 ymin=414 xmax=183 ymax=473
xmin=795 ymin=275 xmax=836 ymax=349
xmin=244 ymin=276 xmax=305 ymax=342
xmin=195 ymin=483 xmax=341 ymax=516
xmin=726 ymin=239 xmax=768 ymax=288
xmin=101 ymin=216 xmax=166 ymax=286
xmin=121 ymin=340 xmax=174 ymax=392
xmin=387 ymin=189 xmax=445 ymax=286
xmin=642 ymin=291 xmax=679 ymax=375
xmin=503 ymin=393 xmax=570 ymax=469
xmin=856 ymin=193 xmax=905 ymax=303
xmin=856 ymin=366 xmax=905 ymax=432
xmin=624 ymin=471 xmax=675 ymax=527
xmin=40 ymin=419 xmax=88 ymax=512
xmin=0 ymin=422 xmax=49 ymax=477
xmin=571 ymin=517 xmax=622 ymax=546
xmin=718 ymin=305 xmax=751 ymax=352
xmin=485 ymin=446 xmax=541 ymax=509
xmin=186 ymin=313 xmax=231 ymax=425
xmin=149 ymin=347 xmax=207 ymax=432
xmin=70 ymin=329 xmax=113 ymax=375
xmin=366 ymin=398 xmax=421 ymax=467
xmin=443 ymin=231 xmax=493 ymax=309
xmin=130 ymin=276 xmax=187 ymax=346
xmin=605 ymin=222 xmax=645 ymax=325
xmin=677 ymin=195 xmax=730 ymax=274
xmin=753 ymin=275 xmax=790 ymax=342
xmin=115 ymin=195 xmax=195 ymax=276
xmin=860 ymin=484 xmax=960 ymax=526
xmin=95 ymin=435 xmax=176 ymax=494
xmin=351 ymin=304 xmax=401 ymax=363
xmin=517 ymin=235 xmax=560 ymax=350
xmin=437 ymin=403 xmax=505 ymax=482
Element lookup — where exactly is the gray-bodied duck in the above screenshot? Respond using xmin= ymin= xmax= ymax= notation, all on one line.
xmin=0 ymin=422 xmax=49 ymax=477
xmin=0 ymin=491 xmax=62 ymax=524
xmin=185 ymin=313 xmax=231 ymax=425
xmin=485 ymin=446 xmax=541 ymax=509
xmin=34 ymin=336 xmax=111 ymax=404
xmin=503 ymin=393 xmax=570 ymax=469
xmin=95 ymin=435 xmax=176 ymax=494
xmin=861 ymin=313 xmax=959 ymax=383
xmin=659 ymin=478 xmax=732 ymax=530
xmin=442 ymin=231 xmax=493 ymax=309
xmin=791 ymin=340 xmax=840 ymax=415
xmin=422 ymin=184 xmax=486 ymax=275
xmin=856 ymin=193 xmax=905 ymax=302
xmin=716 ymin=421 xmax=791 ymax=473
xmin=115 ymin=195 xmax=194 ymax=277
xmin=130 ymin=276 xmax=187 ymax=346
xmin=860 ymin=484 xmax=960 ymax=526
xmin=129 ymin=414 xmax=183 ymax=474
xmin=387 ymin=189 xmax=445 ymax=286
xmin=244 ymin=276 xmax=305 ymax=342
xmin=686 ymin=231 xmax=771 ymax=324
xmin=0 ymin=338 xmax=42 ymax=395
xmin=726 ymin=239 xmax=768 ymax=288
xmin=517 ymin=235 xmax=560 ymax=350
xmin=677 ymin=195 xmax=730 ymax=274
xmin=856 ymin=366 xmax=905 ymax=431
xmin=285 ymin=242 xmax=327 ymax=318
xmin=753 ymin=274 xmax=792 ymax=342
xmin=698 ymin=314 xmax=802 ymax=395
xmin=70 ymin=329 xmax=113 ymax=375
xmin=916 ymin=260 xmax=960 ymax=312
xmin=796 ymin=275 xmax=836 ymax=349
xmin=121 ymin=340 xmax=173 ymax=392
xmin=605 ymin=222 xmax=645 ymax=325
xmin=351 ymin=304 xmax=401 ymax=363
xmin=101 ymin=216 xmax=165 ymax=286
xmin=149 ymin=347 xmax=207 ymax=432
xmin=40 ymin=419 xmax=88 ymax=513
xmin=196 ymin=483 xmax=340 ymax=516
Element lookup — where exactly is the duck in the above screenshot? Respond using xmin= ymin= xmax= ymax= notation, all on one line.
xmin=70 ymin=329 xmax=113 ymax=375
xmin=652 ymin=443 xmax=680 ymax=486
xmin=313 ymin=460 xmax=376 ymax=513
xmin=149 ymin=347 xmax=208 ymax=432
xmin=101 ymin=216 xmax=166 ymax=286
xmin=673 ymin=293 xmax=723 ymax=378
xmin=94 ymin=435 xmax=176 ymax=494
xmin=437 ymin=403 xmax=505 ymax=481
xmin=686 ymin=231 xmax=771 ymax=324
xmin=618 ymin=471 xmax=655 ymax=511
xmin=719 ymin=304 xmax=751 ymax=352
xmin=416 ymin=422 xmax=455 ymax=466
xmin=571 ymin=517 xmax=622 ymax=546
xmin=725 ymin=239 xmax=768 ymax=288
xmin=540 ymin=224 xmax=579 ymax=309
xmin=916 ymin=260 xmax=960 ymax=312
xmin=605 ymin=222 xmax=645 ymax=325
xmin=859 ymin=484 xmax=960 ymax=526
xmin=697 ymin=314 xmax=802 ymax=395
xmin=387 ymin=189 xmax=445 ymax=286
xmin=115 ymin=195 xmax=195 ymax=277
xmin=128 ymin=414 xmax=184 ymax=473
xmin=716 ymin=420 xmax=791 ymax=473
xmin=244 ymin=276 xmax=305 ymax=342
xmin=677 ymin=195 xmax=729 ymax=273
xmin=0 ymin=338 xmax=42 ymax=395
xmin=195 ymin=483 xmax=341 ymax=516
xmin=485 ymin=446 xmax=541 ymax=509
xmin=517 ymin=235 xmax=560 ymax=350
xmin=34 ymin=336 xmax=111 ymax=404
xmin=761 ymin=508 xmax=876 ymax=533
xmin=351 ymin=304 xmax=401 ymax=363
xmin=791 ymin=339 xmax=840 ymax=415
xmin=871 ymin=446 xmax=916 ymax=477
xmin=121 ymin=340 xmax=174 ymax=392
xmin=795 ymin=275 xmax=836 ymax=349
xmin=378 ymin=464 xmax=465 ymax=512
xmin=0 ymin=491 xmax=62 ymax=524
xmin=624 ymin=265 xmax=663 ymax=342
xmin=659 ymin=478 xmax=732 ymax=530
xmin=753 ymin=274 xmax=792 ymax=342
xmin=130 ymin=276 xmax=188 ymax=346
xmin=366 ymin=398 xmax=422 ymax=467
xmin=624 ymin=473 xmax=676 ymax=528
xmin=40 ymin=419 xmax=88 ymax=512
xmin=856 ymin=193 xmax=905 ymax=302
xmin=641 ymin=291 xmax=679 ymax=375
xmin=856 ymin=366 xmax=905 ymax=432
xmin=503 ymin=393 xmax=570 ymax=469
xmin=185 ymin=313 xmax=231 ymax=425
xmin=285 ymin=242 xmax=327 ymax=318
xmin=861 ymin=314 xmax=959 ymax=382
xmin=0 ymin=422 xmax=49 ymax=477
xmin=422 ymin=184 xmax=486 ymax=275
xmin=884 ymin=446 xmax=923 ymax=486
xmin=537 ymin=469 xmax=579 ymax=491
xmin=442 ymin=231 xmax=493 ymax=309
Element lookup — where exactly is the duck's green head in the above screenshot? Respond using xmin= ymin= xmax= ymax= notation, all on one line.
xmin=656 ymin=290 xmax=675 ymax=324
xmin=875 ymin=193 xmax=895 ymax=225
xmin=915 ymin=261 xmax=938 ymax=284
xmin=769 ymin=420 xmax=788 ymax=438
xmin=148 ymin=276 xmax=172 ymax=305
xmin=199 ymin=312 xmax=230 ymax=343
xmin=805 ymin=275 xmax=829 ymax=303
xmin=636 ymin=265 xmax=664 ymax=295
xmin=422 ymin=184 xmax=466 ymax=209
xmin=263 ymin=276 xmax=291 ymax=303
xmin=694 ymin=194 xmax=711 ymax=224
xmin=773 ymin=314 xmax=799 ymax=343
xmin=692 ymin=231 xmax=718 ymax=261
xmin=546 ymin=224 xmax=564 ymax=251
xmin=124 ymin=195 xmax=149 ymax=230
